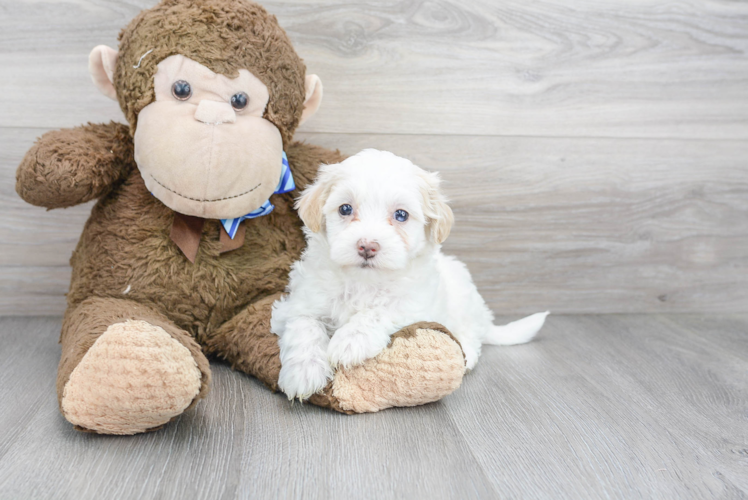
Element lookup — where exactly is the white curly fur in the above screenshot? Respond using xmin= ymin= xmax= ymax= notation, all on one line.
xmin=271 ymin=150 xmax=548 ymax=401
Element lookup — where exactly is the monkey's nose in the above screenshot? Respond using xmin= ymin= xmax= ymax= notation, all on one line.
xmin=194 ymin=100 xmax=236 ymax=125
xmin=357 ymin=239 xmax=380 ymax=260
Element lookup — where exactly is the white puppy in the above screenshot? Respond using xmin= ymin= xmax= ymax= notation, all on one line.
xmin=271 ymin=149 xmax=548 ymax=401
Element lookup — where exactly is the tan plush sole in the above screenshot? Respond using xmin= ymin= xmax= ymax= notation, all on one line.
xmin=331 ymin=328 xmax=465 ymax=413
xmin=61 ymin=320 xmax=202 ymax=435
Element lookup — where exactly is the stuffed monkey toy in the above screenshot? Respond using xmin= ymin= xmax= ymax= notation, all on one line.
xmin=15 ymin=0 xmax=466 ymax=435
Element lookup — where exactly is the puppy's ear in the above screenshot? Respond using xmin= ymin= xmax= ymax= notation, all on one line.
xmin=296 ymin=166 xmax=337 ymax=232
xmin=417 ymin=169 xmax=454 ymax=244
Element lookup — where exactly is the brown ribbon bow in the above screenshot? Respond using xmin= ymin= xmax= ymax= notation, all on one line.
xmin=170 ymin=212 xmax=246 ymax=263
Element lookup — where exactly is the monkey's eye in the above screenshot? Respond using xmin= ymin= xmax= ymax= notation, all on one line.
xmin=231 ymin=92 xmax=249 ymax=110
xmin=394 ymin=209 xmax=409 ymax=222
xmin=339 ymin=204 xmax=353 ymax=216
xmin=172 ymin=80 xmax=192 ymax=100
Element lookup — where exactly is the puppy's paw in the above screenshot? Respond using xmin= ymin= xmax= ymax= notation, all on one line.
xmin=463 ymin=345 xmax=480 ymax=371
xmin=328 ymin=326 xmax=390 ymax=369
xmin=278 ymin=356 xmax=333 ymax=401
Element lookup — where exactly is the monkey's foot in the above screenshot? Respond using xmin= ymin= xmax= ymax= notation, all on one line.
xmin=60 ymin=320 xmax=203 ymax=435
xmin=309 ymin=323 xmax=465 ymax=413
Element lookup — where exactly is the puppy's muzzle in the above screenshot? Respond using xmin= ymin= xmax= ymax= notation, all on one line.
xmin=357 ymin=239 xmax=380 ymax=260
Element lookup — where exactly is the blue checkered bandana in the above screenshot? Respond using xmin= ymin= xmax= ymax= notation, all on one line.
xmin=220 ymin=151 xmax=295 ymax=239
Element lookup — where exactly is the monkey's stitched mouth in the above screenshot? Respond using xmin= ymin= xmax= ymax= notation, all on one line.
xmin=150 ymin=175 xmax=261 ymax=202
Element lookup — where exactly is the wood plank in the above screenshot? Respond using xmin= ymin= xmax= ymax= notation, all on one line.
xmin=0 ymin=317 xmax=61 ymax=459
xmin=0 ymin=314 xmax=746 ymax=498
xmin=0 ymin=316 xmax=497 ymax=500
xmin=2 ymin=127 xmax=746 ymax=315
xmin=1 ymin=0 xmax=747 ymax=139
xmin=444 ymin=313 xmax=748 ymax=499
xmin=0 ymin=266 xmax=71 ymax=317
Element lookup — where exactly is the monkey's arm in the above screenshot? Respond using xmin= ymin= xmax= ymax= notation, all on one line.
xmin=16 ymin=122 xmax=134 ymax=209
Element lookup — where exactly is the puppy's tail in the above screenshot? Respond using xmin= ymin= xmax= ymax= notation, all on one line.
xmin=483 ymin=311 xmax=550 ymax=346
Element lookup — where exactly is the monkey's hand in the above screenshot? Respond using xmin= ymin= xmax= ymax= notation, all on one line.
xmin=16 ymin=121 xmax=133 ymax=209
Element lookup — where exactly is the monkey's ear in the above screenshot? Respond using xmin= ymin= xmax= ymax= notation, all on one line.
xmin=295 ymin=165 xmax=337 ymax=232
xmin=298 ymin=74 xmax=323 ymax=126
xmin=417 ymin=169 xmax=454 ymax=244
xmin=89 ymin=45 xmax=119 ymax=100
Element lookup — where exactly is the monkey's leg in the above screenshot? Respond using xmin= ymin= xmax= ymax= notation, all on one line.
xmin=206 ymin=295 xmax=465 ymax=413
xmin=309 ymin=322 xmax=466 ymax=414
xmin=203 ymin=294 xmax=284 ymax=390
xmin=58 ymin=297 xmax=211 ymax=435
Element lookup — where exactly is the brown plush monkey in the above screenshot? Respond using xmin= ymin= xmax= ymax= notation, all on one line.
xmin=15 ymin=0 xmax=466 ymax=435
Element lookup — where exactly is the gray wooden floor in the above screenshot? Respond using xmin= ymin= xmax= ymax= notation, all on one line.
xmin=1 ymin=314 xmax=746 ymax=500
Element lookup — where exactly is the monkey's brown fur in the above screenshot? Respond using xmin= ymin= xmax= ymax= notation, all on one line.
xmin=16 ymin=0 xmax=464 ymax=434
xmin=117 ymin=0 xmax=306 ymax=144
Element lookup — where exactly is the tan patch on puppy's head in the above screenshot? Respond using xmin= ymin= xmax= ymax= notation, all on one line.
xmin=389 ymin=217 xmax=411 ymax=251
xmin=295 ymin=164 xmax=341 ymax=232
xmin=416 ymin=170 xmax=454 ymax=244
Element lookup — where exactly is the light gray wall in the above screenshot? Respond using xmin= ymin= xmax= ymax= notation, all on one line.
xmin=1 ymin=0 xmax=746 ymax=315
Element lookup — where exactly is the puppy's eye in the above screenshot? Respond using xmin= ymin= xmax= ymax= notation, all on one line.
xmin=339 ymin=204 xmax=353 ymax=216
xmin=172 ymin=80 xmax=192 ymax=100
xmin=231 ymin=92 xmax=248 ymax=110
xmin=394 ymin=209 xmax=409 ymax=222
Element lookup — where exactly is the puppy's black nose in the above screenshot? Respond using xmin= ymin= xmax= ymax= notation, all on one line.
xmin=357 ymin=239 xmax=380 ymax=260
